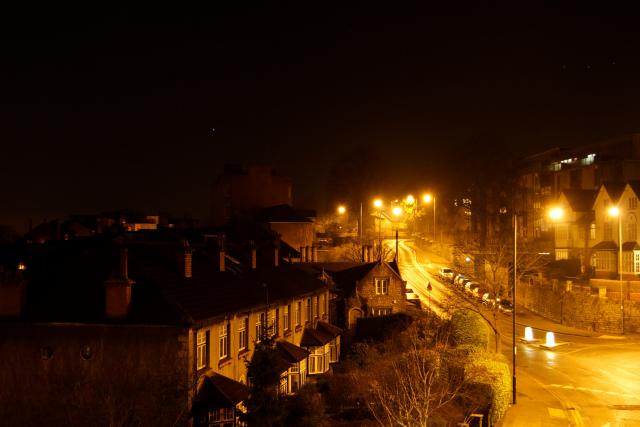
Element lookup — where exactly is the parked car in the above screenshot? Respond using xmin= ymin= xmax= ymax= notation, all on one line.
xmin=473 ymin=287 xmax=489 ymax=299
xmin=465 ymin=281 xmax=480 ymax=294
xmin=498 ymin=299 xmax=513 ymax=313
xmin=452 ymin=273 xmax=466 ymax=285
xmin=438 ymin=267 xmax=454 ymax=282
xmin=405 ymin=288 xmax=421 ymax=309
xmin=482 ymin=292 xmax=497 ymax=307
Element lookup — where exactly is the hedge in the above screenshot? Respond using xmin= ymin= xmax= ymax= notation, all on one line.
xmin=450 ymin=309 xmax=492 ymax=351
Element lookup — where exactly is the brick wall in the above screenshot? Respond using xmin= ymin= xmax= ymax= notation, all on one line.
xmin=357 ymin=263 xmax=406 ymax=314
xmin=518 ymin=280 xmax=640 ymax=334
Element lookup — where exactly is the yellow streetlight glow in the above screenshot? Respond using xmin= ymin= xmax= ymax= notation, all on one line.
xmin=548 ymin=207 xmax=564 ymax=221
xmin=373 ymin=199 xmax=383 ymax=209
xmin=337 ymin=205 xmax=346 ymax=215
xmin=405 ymin=195 xmax=415 ymax=204
xmin=423 ymin=194 xmax=432 ymax=203
xmin=392 ymin=206 xmax=402 ymax=216
xmin=608 ymin=206 xmax=620 ymax=217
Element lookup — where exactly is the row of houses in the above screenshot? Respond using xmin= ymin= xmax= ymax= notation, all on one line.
xmin=0 ymin=233 xmax=408 ymax=426
xmin=553 ymin=181 xmax=640 ymax=280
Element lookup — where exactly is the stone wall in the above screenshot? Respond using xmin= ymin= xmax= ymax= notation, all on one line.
xmin=518 ymin=280 xmax=640 ymax=334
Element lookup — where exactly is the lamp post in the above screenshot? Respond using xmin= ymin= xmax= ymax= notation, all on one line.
xmin=374 ymin=199 xmax=383 ymax=255
xmin=608 ymin=206 xmax=625 ymax=334
xmin=423 ymin=194 xmax=436 ymax=241
xmin=392 ymin=206 xmax=403 ymax=262
xmin=512 ymin=211 xmax=517 ymax=405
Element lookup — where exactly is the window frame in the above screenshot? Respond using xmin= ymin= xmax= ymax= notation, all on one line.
xmin=196 ymin=329 xmax=209 ymax=370
xmin=375 ymin=278 xmax=389 ymax=295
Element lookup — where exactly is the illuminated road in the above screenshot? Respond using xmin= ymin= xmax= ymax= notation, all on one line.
xmin=393 ymin=238 xmax=640 ymax=426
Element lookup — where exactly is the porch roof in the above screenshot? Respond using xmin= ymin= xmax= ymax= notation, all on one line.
xmin=276 ymin=340 xmax=310 ymax=363
xmin=193 ymin=373 xmax=248 ymax=409
xmin=622 ymin=241 xmax=640 ymax=251
xmin=591 ymin=240 xmax=618 ymax=251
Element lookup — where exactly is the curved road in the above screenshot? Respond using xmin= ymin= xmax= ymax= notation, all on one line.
xmin=393 ymin=238 xmax=640 ymax=426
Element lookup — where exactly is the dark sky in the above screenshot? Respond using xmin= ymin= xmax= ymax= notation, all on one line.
xmin=2 ymin=6 xmax=640 ymax=231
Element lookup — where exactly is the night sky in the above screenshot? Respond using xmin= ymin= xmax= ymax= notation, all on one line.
xmin=2 ymin=6 xmax=640 ymax=231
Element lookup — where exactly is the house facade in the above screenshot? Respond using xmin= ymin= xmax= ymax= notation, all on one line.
xmin=0 ymin=238 xmax=341 ymax=427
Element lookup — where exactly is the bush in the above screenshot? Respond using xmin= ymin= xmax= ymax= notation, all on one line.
xmin=450 ymin=309 xmax=492 ymax=351
xmin=463 ymin=352 xmax=511 ymax=424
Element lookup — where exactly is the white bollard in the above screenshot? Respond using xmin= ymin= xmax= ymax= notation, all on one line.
xmin=525 ymin=326 xmax=534 ymax=341
xmin=545 ymin=331 xmax=556 ymax=347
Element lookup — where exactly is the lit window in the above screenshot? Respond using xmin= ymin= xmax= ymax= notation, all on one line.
xmin=590 ymin=223 xmax=596 ymax=240
xmin=296 ymin=301 xmax=302 ymax=326
xmin=555 ymin=249 xmax=568 ymax=260
xmin=219 ymin=323 xmax=229 ymax=360
xmin=372 ymin=307 xmax=392 ymax=316
xmin=314 ymin=296 xmax=319 ymax=318
xmin=375 ymin=278 xmax=389 ymax=295
xmin=283 ymin=305 xmax=290 ymax=331
xmin=238 ymin=318 xmax=248 ymax=351
xmin=197 ymin=330 xmax=208 ymax=370
xmin=256 ymin=312 xmax=265 ymax=342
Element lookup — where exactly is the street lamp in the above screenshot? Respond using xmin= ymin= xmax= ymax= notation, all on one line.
xmin=373 ymin=199 xmax=384 ymax=253
xmin=392 ymin=205 xmax=402 ymax=261
xmin=512 ymin=210 xmax=517 ymax=405
xmin=608 ymin=206 xmax=625 ymax=334
xmin=423 ymin=193 xmax=436 ymax=241
xmin=337 ymin=205 xmax=346 ymax=215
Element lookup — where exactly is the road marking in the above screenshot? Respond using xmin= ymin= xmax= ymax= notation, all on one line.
xmin=548 ymin=384 xmax=640 ymax=401
xmin=548 ymin=408 xmax=567 ymax=419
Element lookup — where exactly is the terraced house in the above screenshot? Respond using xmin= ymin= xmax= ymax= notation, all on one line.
xmin=0 ymin=237 xmax=341 ymax=427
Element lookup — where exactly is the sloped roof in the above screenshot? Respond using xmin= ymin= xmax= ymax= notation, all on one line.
xmin=276 ymin=340 xmax=310 ymax=363
xmin=316 ymin=320 xmax=342 ymax=338
xmin=193 ymin=373 xmax=248 ymax=409
xmin=591 ymin=240 xmax=618 ymax=251
xmin=256 ymin=205 xmax=314 ymax=223
xmin=300 ymin=326 xmax=335 ymax=346
xmin=328 ymin=261 xmax=403 ymax=296
xmin=3 ymin=239 xmax=328 ymax=326
xmin=627 ymin=180 xmax=640 ymax=199
xmin=561 ymin=189 xmax=598 ymax=212
xmin=602 ymin=182 xmax=626 ymax=203
xmin=622 ymin=241 xmax=640 ymax=251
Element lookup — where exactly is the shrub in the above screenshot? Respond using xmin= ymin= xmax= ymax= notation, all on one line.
xmin=450 ymin=309 xmax=492 ymax=351
xmin=463 ymin=352 xmax=511 ymax=424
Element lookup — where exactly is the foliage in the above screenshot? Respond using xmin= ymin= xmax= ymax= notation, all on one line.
xmin=284 ymin=384 xmax=330 ymax=427
xmin=462 ymin=352 xmax=511 ymax=423
xmin=450 ymin=309 xmax=492 ymax=351
xmin=242 ymin=335 xmax=287 ymax=427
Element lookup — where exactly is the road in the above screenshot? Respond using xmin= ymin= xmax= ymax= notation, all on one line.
xmin=394 ymin=238 xmax=640 ymax=427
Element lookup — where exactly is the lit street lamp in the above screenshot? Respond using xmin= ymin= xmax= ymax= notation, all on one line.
xmin=608 ymin=206 xmax=625 ymax=334
xmin=392 ymin=205 xmax=402 ymax=262
xmin=423 ymin=193 xmax=436 ymax=241
xmin=337 ymin=205 xmax=346 ymax=215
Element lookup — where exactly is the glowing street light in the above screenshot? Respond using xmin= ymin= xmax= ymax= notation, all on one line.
xmin=392 ymin=206 xmax=402 ymax=217
xmin=373 ymin=199 xmax=383 ymax=209
xmin=405 ymin=194 xmax=415 ymax=205
xmin=337 ymin=205 xmax=346 ymax=215
xmin=422 ymin=194 xmax=432 ymax=203
xmin=548 ymin=207 xmax=564 ymax=221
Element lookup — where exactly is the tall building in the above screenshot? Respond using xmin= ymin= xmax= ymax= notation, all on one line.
xmin=211 ymin=165 xmax=292 ymax=226
xmin=515 ymin=134 xmax=640 ymax=241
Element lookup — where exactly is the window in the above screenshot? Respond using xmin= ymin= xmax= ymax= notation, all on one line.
xmin=630 ymin=197 xmax=638 ymax=210
xmin=604 ymin=222 xmax=613 ymax=240
xmin=635 ymin=251 xmax=640 ymax=273
xmin=256 ymin=312 xmax=266 ymax=342
xmin=623 ymin=252 xmax=633 ymax=273
xmin=308 ymin=345 xmax=329 ymax=374
xmin=306 ymin=298 xmax=312 ymax=323
xmin=314 ymin=296 xmax=319 ymax=319
xmin=595 ymin=251 xmax=616 ymax=271
xmin=219 ymin=323 xmax=229 ymax=360
xmin=555 ymin=225 xmax=569 ymax=242
xmin=320 ymin=295 xmax=326 ymax=317
xmin=296 ymin=301 xmax=302 ymax=326
xmin=274 ymin=308 xmax=279 ymax=336
xmin=629 ymin=222 xmax=637 ymax=241
xmin=375 ymin=278 xmax=389 ymax=295
xmin=238 ymin=318 xmax=248 ymax=351
xmin=329 ymin=337 xmax=340 ymax=363
xmin=207 ymin=407 xmax=234 ymax=425
xmin=555 ymin=249 xmax=568 ymax=260
xmin=283 ymin=305 xmax=290 ymax=331
xmin=372 ymin=307 xmax=392 ymax=316
xmin=197 ymin=330 xmax=209 ymax=370
xmin=590 ymin=223 xmax=596 ymax=240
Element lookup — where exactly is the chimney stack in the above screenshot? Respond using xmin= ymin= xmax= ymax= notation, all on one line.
xmin=250 ymin=242 xmax=257 ymax=269
xmin=0 ymin=270 xmax=26 ymax=317
xmin=183 ymin=241 xmax=192 ymax=278
xmin=105 ymin=247 xmax=136 ymax=319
